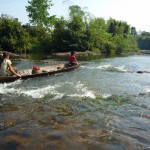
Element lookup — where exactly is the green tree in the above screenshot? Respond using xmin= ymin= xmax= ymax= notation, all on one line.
xmin=107 ymin=18 xmax=130 ymax=36
xmin=52 ymin=17 xmax=70 ymax=51
xmin=137 ymin=31 xmax=150 ymax=50
xmin=23 ymin=24 xmax=52 ymax=53
xmin=67 ymin=5 xmax=88 ymax=51
xmin=88 ymin=17 xmax=108 ymax=51
xmin=26 ymin=0 xmax=54 ymax=28
xmin=112 ymin=34 xmax=138 ymax=54
xmin=67 ymin=16 xmax=86 ymax=50
xmin=0 ymin=15 xmax=31 ymax=53
xmin=131 ymin=26 xmax=137 ymax=36
xmin=69 ymin=5 xmax=85 ymax=19
xmin=140 ymin=31 xmax=150 ymax=36
xmin=52 ymin=5 xmax=89 ymax=52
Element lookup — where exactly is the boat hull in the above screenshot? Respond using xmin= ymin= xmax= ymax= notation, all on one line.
xmin=0 ymin=64 xmax=80 ymax=83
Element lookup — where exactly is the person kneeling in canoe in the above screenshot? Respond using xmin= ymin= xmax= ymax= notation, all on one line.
xmin=0 ymin=52 xmax=21 ymax=77
xmin=69 ymin=51 xmax=78 ymax=66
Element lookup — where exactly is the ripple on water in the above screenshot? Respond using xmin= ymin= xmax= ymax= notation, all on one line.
xmin=0 ymin=56 xmax=150 ymax=149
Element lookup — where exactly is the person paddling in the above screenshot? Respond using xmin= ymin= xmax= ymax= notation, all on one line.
xmin=0 ymin=52 xmax=21 ymax=77
xmin=69 ymin=51 xmax=78 ymax=66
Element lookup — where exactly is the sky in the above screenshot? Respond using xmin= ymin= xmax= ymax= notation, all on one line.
xmin=0 ymin=0 xmax=150 ymax=32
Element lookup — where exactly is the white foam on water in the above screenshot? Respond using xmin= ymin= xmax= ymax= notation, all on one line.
xmin=68 ymin=89 xmax=111 ymax=99
xmin=99 ymin=65 xmax=130 ymax=72
xmin=21 ymin=81 xmax=108 ymax=99
xmin=52 ymin=93 xmax=64 ymax=100
xmin=21 ymin=84 xmax=62 ymax=98
xmin=0 ymin=80 xmax=62 ymax=99
xmin=81 ymin=64 xmax=111 ymax=70
xmin=0 ymin=80 xmax=22 ymax=94
xmin=97 ymin=64 xmax=111 ymax=69
xmin=74 ymin=81 xmax=96 ymax=99
xmin=82 ymin=64 xmax=130 ymax=72
xmin=24 ymin=81 xmax=96 ymax=99
xmin=113 ymin=66 xmax=128 ymax=72
xmin=143 ymin=86 xmax=150 ymax=93
xmin=101 ymin=93 xmax=112 ymax=99
xmin=0 ymin=79 xmax=108 ymax=100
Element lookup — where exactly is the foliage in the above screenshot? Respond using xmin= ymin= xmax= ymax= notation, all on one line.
xmin=131 ymin=26 xmax=137 ymax=36
xmin=137 ymin=31 xmax=150 ymax=50
xmin=0 ymin=4 xmax=141 ymax=54
xmin=112 ymin=35 xmax=138 ymax=54
xmin=69 ymin=5 xmax=85 ymax=19
xmin=88 ymin=18 xmax=108 ymax=52
xmin=67 ymin=17 xmax=86 ymax=51
xmin=23 ymin=24 xmax=52 ymax=53
xmin=26 ymin=0 xmax=54 ymax=28
xmin=67 ymin=5 xmax=88 ymax=51
xmin=52 ymin=5 xmax=88 ymax=52
xmin=52 ymin=17 xmax=70 ymax=51
xmin=107 ymin=18 xmax=130 ymax=36
xmin=0 ymin=15 xmax=31 ymax=53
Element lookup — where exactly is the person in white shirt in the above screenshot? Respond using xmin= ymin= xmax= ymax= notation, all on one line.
xmin=0 ymin=52 xmax=21 ymax=77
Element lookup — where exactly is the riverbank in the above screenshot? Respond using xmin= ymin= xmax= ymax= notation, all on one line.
xmin=53 ymin=50 xmax=150 ymax=57
xmin=1 ymin=49 xmax=150 ymax=60
xmin=52 ymin=51 xmax=100 ymax=57
xmin=0 ymin=51 xmax=29 ymax=60
xmin=140 ymin=50 xmax=150 ymax=55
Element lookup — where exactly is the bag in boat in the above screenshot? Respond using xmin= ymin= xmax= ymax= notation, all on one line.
xmin=32 ymin=66 xmax=42 ymax=74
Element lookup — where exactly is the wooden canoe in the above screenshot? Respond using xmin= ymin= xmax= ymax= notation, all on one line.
xmin=0 ymin=63 xmax=80 ymax=83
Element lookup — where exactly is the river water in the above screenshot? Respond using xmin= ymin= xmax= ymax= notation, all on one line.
xmin=0 ymin=55 xmax=150 ymax=150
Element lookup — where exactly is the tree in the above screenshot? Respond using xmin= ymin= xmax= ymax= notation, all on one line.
xmin=140 ymin=31 xmax=150 ymax=36
xmin=26 ymin=0 xmax=54 ymax=28
xmin=131 ymin=26 xmax=137 ymax=36
xmin=137 ymin=31 xmax=150 ymax=50
xmin=88 ymin=18 xmax=107 ymax=51
xmin=0 ymin=15 xmax=31 ymax=53
xmin=23 ymin=24 xmax=53 ymax=53
xmin=69 ymin=5 xmax=85 ymax=19
xmin=67 ymin=5 xmax=88 ymax=51
xmin=52 ymin=17 xmax=70 ymax=51
xmin=107 ymin=18 xmax=130 ymax=36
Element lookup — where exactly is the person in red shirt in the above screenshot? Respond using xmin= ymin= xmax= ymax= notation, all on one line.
xmin=69 ymin=51 xmax=78 ymax=66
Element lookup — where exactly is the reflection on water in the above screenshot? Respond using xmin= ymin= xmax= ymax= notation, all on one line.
xmin=0 ymin=55 xmax=150 ymax=150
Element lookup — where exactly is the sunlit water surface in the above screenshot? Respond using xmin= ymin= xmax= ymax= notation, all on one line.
xmin=0 ymin=55 xmax=150 ymax=150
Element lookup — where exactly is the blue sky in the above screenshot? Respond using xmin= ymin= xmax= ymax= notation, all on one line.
xmin=0 ymin=0 xmax=150 ymax=32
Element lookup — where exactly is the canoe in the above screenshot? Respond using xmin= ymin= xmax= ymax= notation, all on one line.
xmin=0 ymin=63 xmax=80 ymax=83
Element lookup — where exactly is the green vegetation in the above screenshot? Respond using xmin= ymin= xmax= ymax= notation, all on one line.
xmin=0 ymin=14 xmax=31 ymax=54
xmin=137 ymin=32 xmax=150 ymax=50
xmin=0 ymin=1 xmax=149 ymax=55
xmin=26 ymin=0 xmax=54 ymax=28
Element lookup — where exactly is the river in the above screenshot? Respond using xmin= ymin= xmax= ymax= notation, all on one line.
xmin=0 ymin=55 xmax=150 ymax=150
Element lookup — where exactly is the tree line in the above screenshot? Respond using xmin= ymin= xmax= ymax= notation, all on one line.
xmin=0 ymin=0 xmax=149 ymax=54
